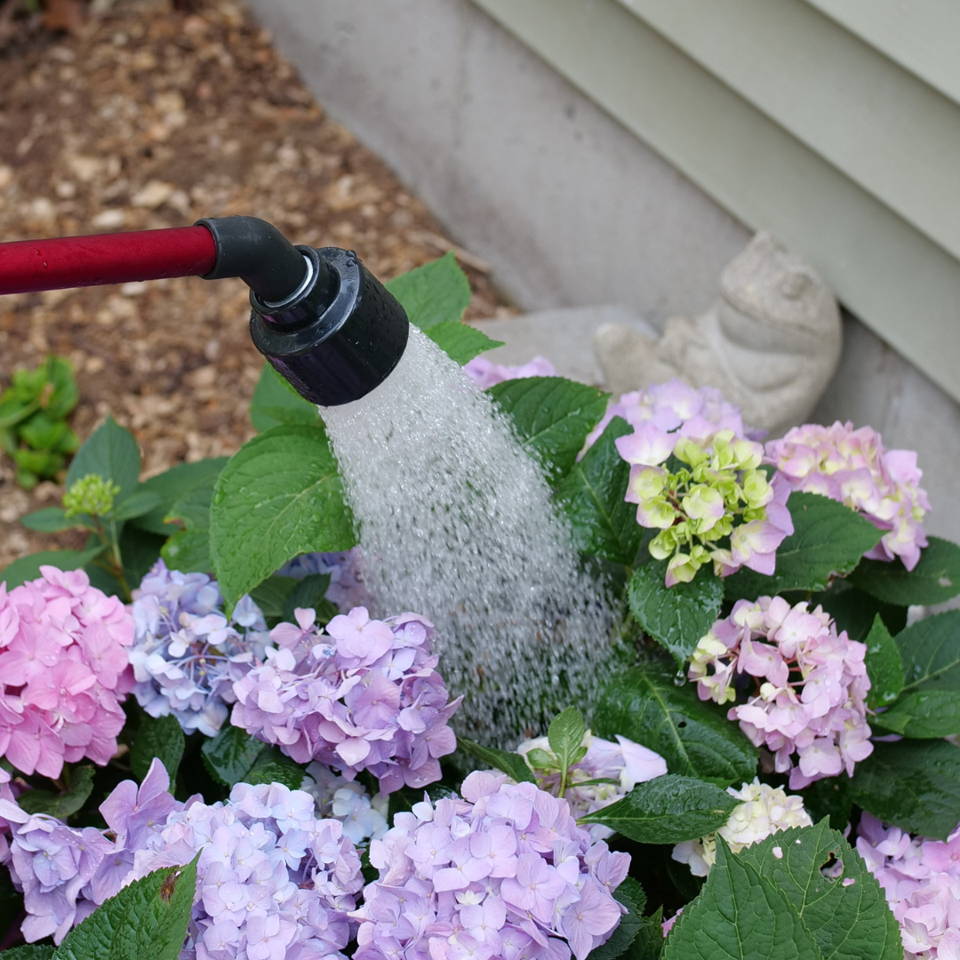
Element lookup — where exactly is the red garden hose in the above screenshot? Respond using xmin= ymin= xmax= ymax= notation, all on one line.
xmin=0 ymin=226 xmax=217 ymax=294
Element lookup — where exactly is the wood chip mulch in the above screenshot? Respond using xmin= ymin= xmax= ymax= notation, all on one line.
xmin=0 ymin=0 xmax=512 ymax=569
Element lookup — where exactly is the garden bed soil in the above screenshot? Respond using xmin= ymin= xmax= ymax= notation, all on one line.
xmin=0 ymin=0 xmax=511 ymax=569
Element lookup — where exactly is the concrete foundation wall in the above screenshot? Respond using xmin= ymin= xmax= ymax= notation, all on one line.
xmin=247 ymin=0 xmax=959 ymax=541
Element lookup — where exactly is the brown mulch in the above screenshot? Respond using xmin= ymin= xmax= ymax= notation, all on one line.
xmin=0 ymin=0 xmax=512 ymax=569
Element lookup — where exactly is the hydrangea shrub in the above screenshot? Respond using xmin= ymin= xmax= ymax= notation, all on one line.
xmin=1 ymin=253 xmax=959 ymax=958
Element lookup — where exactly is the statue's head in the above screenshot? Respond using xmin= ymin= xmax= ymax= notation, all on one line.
xmin=718 ymin=232 xmax=838 ymax=338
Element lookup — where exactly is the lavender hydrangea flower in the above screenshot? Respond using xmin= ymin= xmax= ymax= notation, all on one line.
xmin=0 ymin=799 xmax=113 ymax=943
xmin=353 ymin=770 xmax=630 ymax=960
xmin=517 ymin=732 xmax=666 ymax=840
xmin=129 ymin=560 xmax=270 ymax=737
xmin=0 ymin=759 xmax=186 ymax=944
xmin=689 ymin=596 xmax=873 ymax=789
xmin=277 ymin=550 xmax=371 ymax=613
xmin=855 ymin=813 xmax=960 ymax=958
xmin=766 ymin=421 xmax=931 ymax=570
xmin=132 ymin=781 xmax=363 ymax=960
xmin=303 ymin=762 xmax=389 ymax=845
xmin=463 ymin=355 xmax=558 ymax=389
xmin=585 ymin=378 xmax=746 ymax=452
xmin=232 ymin=606 xmax=461 ymax=794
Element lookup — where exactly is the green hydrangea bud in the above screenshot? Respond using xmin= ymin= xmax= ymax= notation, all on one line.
xmin=63 ymin=474 xmax=120 ymax=518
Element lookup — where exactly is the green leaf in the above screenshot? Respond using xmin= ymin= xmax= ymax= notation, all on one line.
xmin=628 ymin=563 xmax=723 ymax=664
xmin=812 ymin=585 xmax=906 ymax=645
xmin=548 ymin=706 xmax=588 ymax=777
xmin=250 ymin=574 xmax=300 ymax=619
xmin=20 ymin=506 xmax=80 ymax=532
xmin=630 ymin=908 xmax=665 ymax=959
xmin=737 ymin=822 xmax=902 ymax=960
xmin=284 ymin=574 xmax=337 ymax=623
xmin=66 ymin=416 xmax=141 ymax=500
xmin=851 ymin=536 xmax=960 ymax=606
xmin=587 ymin=877 xmax=646 ymax=960
xmin=113 ymin=490 xmax=162 ymax=523
xmin=18 ymin=766 xmax=94 ymax=820
xmin=662 ymin=837 xmax=821 ymax=960
xmin=210 ymin=425 xmax=355 ymax=611
xmin=201 ymin=725 xmax=266 ymax=787
xmin=582 ymin=774 xmax=736 ymax=844
xmin=850 ymin=738 xmax=960 ymax=839
xmin=118 ymin=526 xmax=165 ymax=588
xmin=244 ymin=749 xmax=305 ymax=790
xmin=0 ymin=946 xmax=56 ymax=959
xmin=557 ymin=417 xmax=643 ymax=566
xmin=130 ymin=714 xmax=185 ymax=784
xmin=801 ymin=776 xmax=854 ymax=833
xmin=595 ymin=666 xmax=757 ymax=787
xmin=725 ymin=492 xmax=882 ymax=599
xmin=863 ymin=615 xmax=904 ymax=710
xmin=42 ymin=356 xmax=79 ymax=420
xmin=425 ymin=321 xmax=503 ymax=365
xmin=872 ymin=610 xmax=960 ymax=737
xmin=161 ymin=484 xmax=215 ymax=574
xmin=490 ymin=377 xmax=610 ymax=484
xmin=459 ymin=738 xmax=537 ymax=783
xmin=134 ymin=458 xmax=228 ymax=535
xmin=20 ymin=413 xmax=70 ymax=452
xmin=1 ymin=546 xmax=104 ymax=588
xmin=249 ymin=362 xmax=319 ymax=433
xmin=53 ymin=858 xmax=197 ymax=960
xmin=385 ymin=252 xmax=471 ymax=330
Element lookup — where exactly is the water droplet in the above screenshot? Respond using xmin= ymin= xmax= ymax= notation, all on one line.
xmin=320 ymin=328 xmax=615 ymax=744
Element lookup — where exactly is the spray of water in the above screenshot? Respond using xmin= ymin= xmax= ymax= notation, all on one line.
xmin=320 ymin=328 xmax=616 ymax=745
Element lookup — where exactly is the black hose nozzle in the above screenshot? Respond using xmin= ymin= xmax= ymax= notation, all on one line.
xmin=199 ymin=216 xmax=409 ymax=407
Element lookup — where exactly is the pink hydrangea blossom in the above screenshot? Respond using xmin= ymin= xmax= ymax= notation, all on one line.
xmin=0 ymin=566 xmax=133 ymax=779
xmin=231 ymin=606 xmax=461 ymax=794
xmin=689 ymin=596 xmax=873 ymax=789
xmin=856 ymin=813 xmax=960 ymax=958
xmin=517 ymin=732 xmax=666 ymax=840
xmin=584 ymin=378 xmax=746 ymax=452
xmin=353 ymin=770 xmax=630 ymax=960
xmin=766 ymin=421 xmax=930 ymax=570
xmin=616 ymin=422 xmax=793 ymax=585
xmin=464 ymin=355 xmax=558 ymax=389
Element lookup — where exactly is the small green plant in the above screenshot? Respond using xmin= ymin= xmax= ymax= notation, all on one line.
xmin=0 ymin=355 xmax=79 ymax=489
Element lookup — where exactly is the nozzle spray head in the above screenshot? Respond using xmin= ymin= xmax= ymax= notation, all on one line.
xmin=199 ymin=217 xmax=410 ymax=407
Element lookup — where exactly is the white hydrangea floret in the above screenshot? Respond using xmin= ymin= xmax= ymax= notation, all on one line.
xmin=672 ymin=779 xmax=813 ymax=877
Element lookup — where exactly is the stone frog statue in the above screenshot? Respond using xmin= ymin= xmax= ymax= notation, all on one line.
xmin=593 ymin=232 xmax=842 ymax=435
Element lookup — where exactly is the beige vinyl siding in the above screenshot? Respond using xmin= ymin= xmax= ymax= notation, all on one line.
xmin=471 ymin=0 xmax=960 ymax=403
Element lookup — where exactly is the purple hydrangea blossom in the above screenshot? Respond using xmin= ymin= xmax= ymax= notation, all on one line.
xmin=0 ymin=759 xmax=186 ymax=944
xmin=855 ymin=813 xmax=960 ymax=958
xmin=689 ymin=596 xmax=873 ymax=789
xmin=231 ymin=606 xmax=461 ymax=795
xmin=303 ymin=762 xmax=389 ymax=845
xmin=517 ymin=733 xmax=666 ymax=840
xmin=0 ymin=761 xmax=363 ymax=959
xmin=353 ymin=770 xmax=630 ymax=960
xmin=766 ymin=421 xmax=931 ymax=570
xmin=0 ymin=800 xmax=113 ymax=943
xmin=584 ymin=378 xmax=747 ymax=452
xmin=132 ymin=781 xmax=364 ymax=960
xmin=277 ymin=551 xmax=372 ymax=613
xmin=129 ymin=561 xmax=270 ymax=737
xmin=463 ymin=355 xmax=558 ymax=390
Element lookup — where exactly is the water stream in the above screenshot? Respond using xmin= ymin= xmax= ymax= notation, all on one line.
xmin=320 ymin=327 xmax=615 ymax=745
